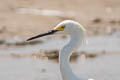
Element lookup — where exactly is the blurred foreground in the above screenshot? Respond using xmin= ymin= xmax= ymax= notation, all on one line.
xmin=0 ymin=54 xmax=120 ymax=80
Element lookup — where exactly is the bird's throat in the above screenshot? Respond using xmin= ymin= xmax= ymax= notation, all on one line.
xmin=59 ymin=32 xmax=84 ymax=80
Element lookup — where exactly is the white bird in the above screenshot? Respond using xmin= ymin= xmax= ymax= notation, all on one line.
xmin=27 ymin=20 xmax=94 ymax=80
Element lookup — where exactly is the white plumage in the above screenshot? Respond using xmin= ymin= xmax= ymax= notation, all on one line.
xmin=27 ymin=20 xmax=94 ymax=80
xmin=56 ymin=20 xmax=93 ymax=80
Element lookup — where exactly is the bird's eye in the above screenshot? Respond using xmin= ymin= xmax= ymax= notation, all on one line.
xmin=61 ymin=26 xmax=65 ymax=29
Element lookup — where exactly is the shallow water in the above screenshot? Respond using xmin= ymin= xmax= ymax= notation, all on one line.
xmin=0 ymin=33 xmax=120 ymax=54
xmin=17 ymin=8 xmax=75 ymax=17
xmin=0 ymin=53 xmax=120 ymax=80
xmin=0 ymin=32 xmax=120 ymax=80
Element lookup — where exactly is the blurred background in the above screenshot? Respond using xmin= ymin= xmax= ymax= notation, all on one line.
xmin=0 ymin=0 xmax=120 ymax=80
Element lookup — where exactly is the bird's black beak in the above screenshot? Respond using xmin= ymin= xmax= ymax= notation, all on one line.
xmin=27 ymin=30 xmax=59 ymax=41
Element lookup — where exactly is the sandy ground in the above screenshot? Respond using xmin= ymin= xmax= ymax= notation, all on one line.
xmin=0 ymin=0 xmax=120 ymax=40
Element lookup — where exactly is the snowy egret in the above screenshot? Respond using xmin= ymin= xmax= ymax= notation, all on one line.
xmin=27 ymin=20 xmax=94 ymax=80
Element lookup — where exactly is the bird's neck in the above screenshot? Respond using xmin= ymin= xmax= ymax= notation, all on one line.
xmin=59 ymin=31 xmax=84 ymax=80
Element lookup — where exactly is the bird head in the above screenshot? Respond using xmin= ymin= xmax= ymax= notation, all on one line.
xmin=27 ymin=20 xmax=86 ymax=41
xmin=54 ymin=20 xmax=86 ymax=35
